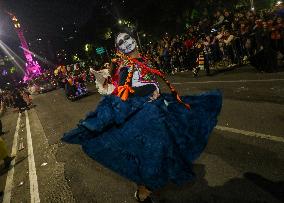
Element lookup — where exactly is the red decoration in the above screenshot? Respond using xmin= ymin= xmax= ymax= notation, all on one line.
xmin=115 ymin=52 xmax=190 ymax=110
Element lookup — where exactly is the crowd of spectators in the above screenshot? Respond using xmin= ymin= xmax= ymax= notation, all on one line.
xmin=0 ymin=87 xmax=33 ymax=113
xmin=146 ymin=5 xmax=284 ymax=75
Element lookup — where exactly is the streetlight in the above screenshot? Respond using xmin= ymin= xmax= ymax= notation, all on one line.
xmin=85 ymin=44 xmax=91 ymax=52
xmin=250 ymin=0 xmax=255 ymax=11
xmin=118 ymin=20 xmax=122 ymax=24
xmin=276 ymin=1 xmax=282 ymax=6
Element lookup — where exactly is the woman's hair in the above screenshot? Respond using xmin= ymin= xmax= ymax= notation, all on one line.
xmin=109 ymin=61 xmax=118 ymax=77
xmin=114 ymin=29 xmax=135 ymax=48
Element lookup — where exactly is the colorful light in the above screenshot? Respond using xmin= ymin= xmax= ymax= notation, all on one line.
xmin=276 ymin=1 xmax=283 ymax=6
xmin=9 ymin=13 xmax=42 ymax=81
xmin=10 ymin=67 xmax=16 ymax=74
xmin=72 ymin=54 xmax=80 ymax=62
xmin=85 ymin=44 xmax=91 ymax=52
xmin=2 ymin=69 xmax=8 ymax=76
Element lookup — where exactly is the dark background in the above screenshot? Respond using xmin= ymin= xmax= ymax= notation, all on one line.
xmin=0 ymin=0 xmax=273 ymax=68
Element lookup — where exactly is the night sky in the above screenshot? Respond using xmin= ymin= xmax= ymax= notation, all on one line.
xmin=2 ymin=0 xmax=94 ymax=38
xmin=1 ymin=0 xmax=195 ymax=39
xmin=0 ymin=0 xmax=196 ymax=63
xmin=0 ymin=0 xmax=99 ymax=62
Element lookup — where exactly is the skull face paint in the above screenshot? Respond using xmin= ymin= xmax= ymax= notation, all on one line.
xmin=116 ymin=33 xmax=137 ymax=54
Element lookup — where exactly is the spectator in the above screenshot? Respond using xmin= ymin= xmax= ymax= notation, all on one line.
xmin=214 ymin=10 xmax=225 ymax=28
xmin=143 ymin=5 xmax=282 ymax=75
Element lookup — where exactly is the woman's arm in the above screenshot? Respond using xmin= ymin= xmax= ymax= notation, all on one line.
xmin=119 ymin=67 xmax=157 ymax=97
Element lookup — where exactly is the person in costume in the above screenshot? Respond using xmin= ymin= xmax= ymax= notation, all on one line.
xmin=64 ymin=77 xmax=76 ymax=98
xmin=63 ymin=66 xmax=88 ymax=100
xmin=90 ymin=63 xmax=115 ymax=95
xmin=62 ymin=32 xmax=222 ymax=203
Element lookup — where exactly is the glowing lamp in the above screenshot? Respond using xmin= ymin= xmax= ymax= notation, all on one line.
xmin=2 ymin=69 xmax=8 ymax=76
xmin=9 ymin=13 xmax=42 ymax=82
xmin=276 ymin=1 xmax=283 ymax=6
xmin=10 ymin=67 xmax=16 ymax=74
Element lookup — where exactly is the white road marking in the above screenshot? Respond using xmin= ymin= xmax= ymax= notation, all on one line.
xmin=215 ymin=125 xmax=284 ymax=143
xmin=3 ymin=113 xmax=21 ymax=203
xmin=25 ymin=111 xmax=40 ymax=203
xmin=172 ymin=78 xmax=284 ymax=85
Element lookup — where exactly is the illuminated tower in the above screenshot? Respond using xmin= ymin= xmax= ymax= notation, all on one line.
xmin=10 ymin=13 xmax=42 ymax=81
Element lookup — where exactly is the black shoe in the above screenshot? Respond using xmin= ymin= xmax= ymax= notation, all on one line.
xmin=134 ymin=190 xmax=154 ymax=203
xmin=4 ymin=156 xmax=15 ymax=168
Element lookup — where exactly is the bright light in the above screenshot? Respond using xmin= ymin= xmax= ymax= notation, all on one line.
xmin=72 ymin=54 xmax=80 ymax=62
xmin=0 ymin=40 xmax=25 ymax=73
xmin=20 ymin=46 xmax=53 ymax=66
xmin=14 ymin=23 xmax=20 ymax=28
xmin=251 ymin=7 xmax=255 ymax=11
xmin=143 ymin=34 xmax=146 ymax=37
xmin=118 ymin=20 xmax=122 ymax=24
xmin=9 ymin=14 xmax=42 ymax=81
xmin=276 ymin=1 xmax=282 ymax=5
xmin=37 ymin=38 xmax=42 ymax=41
xmin=85 ymin=44 xmax=91 ymax=52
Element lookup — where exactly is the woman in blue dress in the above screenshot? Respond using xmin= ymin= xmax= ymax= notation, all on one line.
xmin=62 ymin=32 xmax=222 ymax=202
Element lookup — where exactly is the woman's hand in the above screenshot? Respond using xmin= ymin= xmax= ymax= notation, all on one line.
xmin=149 ymin=89 xmax=160 ymax=101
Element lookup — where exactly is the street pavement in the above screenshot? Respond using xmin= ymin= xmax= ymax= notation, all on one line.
xmin=0 ymin=65 xmax=284 ymax=203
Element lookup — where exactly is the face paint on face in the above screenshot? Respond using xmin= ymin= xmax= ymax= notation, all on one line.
xmin=116 ymin=33 xmax=137 ymax=54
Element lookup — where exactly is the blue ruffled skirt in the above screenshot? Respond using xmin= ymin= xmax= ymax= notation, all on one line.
xmin=62 ymin=90 xmax=222 ymax=190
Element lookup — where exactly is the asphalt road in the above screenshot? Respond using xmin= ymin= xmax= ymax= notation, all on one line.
xmin=0 ymin=66 xmax=284 ymax=203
